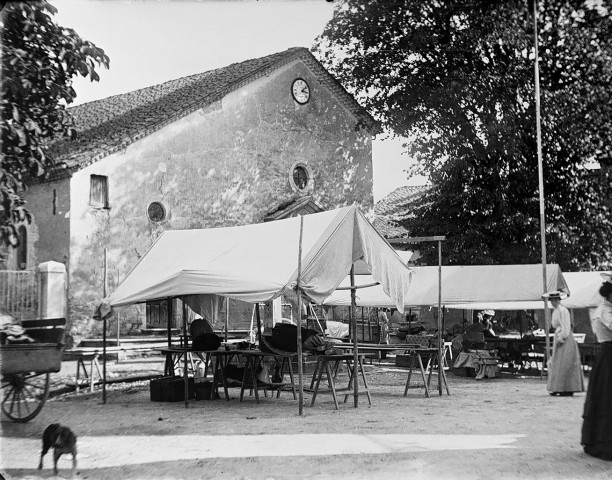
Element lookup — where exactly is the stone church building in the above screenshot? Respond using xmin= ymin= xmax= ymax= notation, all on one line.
xmin=7 ymin=47 xmax=380 ymax=345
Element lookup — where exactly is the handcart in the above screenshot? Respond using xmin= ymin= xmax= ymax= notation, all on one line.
xmin=0 ymin=318 xmax=65 ymax=422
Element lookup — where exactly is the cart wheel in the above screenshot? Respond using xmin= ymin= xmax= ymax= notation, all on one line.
xmin=1 ymin=372 xmax=50 ymax=423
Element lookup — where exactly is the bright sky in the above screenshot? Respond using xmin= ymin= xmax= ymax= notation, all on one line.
xmin=53 ymin=0 xmax=426 ymax=202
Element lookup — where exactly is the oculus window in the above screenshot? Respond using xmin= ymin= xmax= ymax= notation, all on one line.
xmin=290 ymin=163 xmax=312 ymax=192
xmin=147 ymin=201 xmax=167 ymax=223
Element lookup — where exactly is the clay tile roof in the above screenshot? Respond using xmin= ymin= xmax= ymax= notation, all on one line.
xmin=373 ymin=185 xmax=430 ymax=239
xmin=375 ymin=185 xmax=429 ymax=217
xmin=371 ymin=216 xmax=409 ymax=239
xmin=43 ymin=47 xmax=379 ymax=181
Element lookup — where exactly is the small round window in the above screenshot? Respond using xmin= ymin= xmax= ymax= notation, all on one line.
xmin=147 ymin=201 xmax=167 ymax=223
xmin=291 ymin=164 xmax=310 ymax=191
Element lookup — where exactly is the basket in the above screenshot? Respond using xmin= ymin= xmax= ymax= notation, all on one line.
xmin=404 ymin=335 xmax=431 ymax=347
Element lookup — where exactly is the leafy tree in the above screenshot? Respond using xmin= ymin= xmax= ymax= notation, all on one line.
xmin=0 ymin=1 xmax=109 ymax=249
xmin=313 ymin=0 xmax=612 ymax=270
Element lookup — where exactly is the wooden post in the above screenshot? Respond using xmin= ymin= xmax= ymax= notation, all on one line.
xmin=167 ymin=298 xmax=173 ymax=348
xmin=183 ymin=298 xmax=189 ymax=408
xmin=296 ymin=215 xmax=305 ymax=416
xmin=408 ymin=308 xmax=412 ymax=336
xmin=350 ymin=265 xmax=359 ymax=407
xmin=225 ymin=297 xmax=229 ymax=342
xmin=102 ymin=248 xmax=107 ymax=404
xmin=255 ymin=303 xmax=262 ymax=345
xmin=116 ymin=269 xmax=121 ymax=349
xmin=437 ymin=239 xmax=443 ymax=396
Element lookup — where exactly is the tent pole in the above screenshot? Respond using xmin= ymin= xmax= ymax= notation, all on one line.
xmin=182 ymin=298 xmax=189 ymax=408
xmin=255 ymin=303 xmax=262 ymax=345
xmin=116 ymin=269 xmax=121 ymax=352
xmin=102 ymin=248 xmax=107 ymax=404
xmin=167 ymin=298 xmax=173 ymax=348
xmin=296 ymin=215 xmax=305 ymax=416
xmin=350 ymin=265 xmax=359 ymax=407
xmin=533 ymin=0 xmax=551 ymax=379
xmin=437 ymin=240 xmax=443 ymax=396
xmin=408 ymin=308 xmax=412 ymax=336
xmin=225 ymin=297 xmax=229 ymax=342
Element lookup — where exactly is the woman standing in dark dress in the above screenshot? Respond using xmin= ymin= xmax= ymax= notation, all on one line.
xmin=581 ymin=276 xmax=612 ymax=460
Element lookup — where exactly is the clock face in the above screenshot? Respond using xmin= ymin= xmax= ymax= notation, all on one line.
xmin=291 ymin=78 xmax=310 ymax=104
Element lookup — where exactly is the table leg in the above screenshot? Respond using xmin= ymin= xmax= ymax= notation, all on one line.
xmin=344 ymin=359 xmax=352 ymax=404
xmin=91 ymin=355 xmax=102 ymax=393
xmin=310 ymin=359 xmax=325 ymax=406
xmin=76 ymin=357 xmax=87 ymax=393
xmin=310 ymin=357 xmax=322 ymax=389
xmin=240 ymin=358 xmax=247 ymax=402
xmin=172 ymin=353 xmax=182 ymax=376
xmin=325 ymin=361 xmax=339 ymax=410
xmin=188 ymin=352 xmax=195 ymax=376
xmin=251 ymin=357 xmax=260 ymax=403
xmin=345 ymin=359 xmax=354 ymax=390
xmin=440 ymin=362 xmax=451 ymax=395
xmin=286 ymin=356 xmax=296 ymax=400
xmin=164 ymin=353 xmax=174 ymax=376
xmin=358 ymin=357 xmax=372 ymax=406
xmin=275 ymin=358 xmax=283 ymax=399
xmin=216 ymin=355 xmax=230 ymax=401
xmin=419 ymin=353 xmax=430 ymax=397
xmin=403 ymin=355 xmax=414 ymax=397
xmin=204 ymin=353 xmax=210 ymax=378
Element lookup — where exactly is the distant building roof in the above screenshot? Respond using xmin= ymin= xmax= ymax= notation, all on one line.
xmin=373 ymin=185 xmax=430 ymax=239
xmin=370 ymin=216 xmax=409 ymax=239
xmin=44 ymin=47 xmax=380 ymax=181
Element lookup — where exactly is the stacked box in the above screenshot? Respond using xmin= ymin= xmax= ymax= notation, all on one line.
xmin=150 ymin=376 xmax=194 ymax=402
xmin=395 ymin=355 xmax=415 ymax=368
xmin=194 ymin=381 xmax=219 ymax=400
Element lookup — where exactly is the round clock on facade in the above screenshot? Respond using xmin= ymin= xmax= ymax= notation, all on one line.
xmin=291 ymin=78 xmax=310 ymax=104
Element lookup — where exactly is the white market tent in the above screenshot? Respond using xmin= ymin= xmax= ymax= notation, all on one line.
xmin=323 ymin=264 xmax=568 ymax=308
xmin=445 ymin=270 xmax=609 ymax=311
xmin=96 ymin=206 xmax=413 ymax=412
xmin=98 ymin=206 xmax=412 ymax=315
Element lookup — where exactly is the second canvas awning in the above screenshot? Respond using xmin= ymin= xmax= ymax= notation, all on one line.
xmin=323 ymin=264 xmax=568 ymax=308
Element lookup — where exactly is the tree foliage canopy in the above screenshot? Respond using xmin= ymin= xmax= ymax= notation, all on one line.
xmin=0 ymin=1 xmax=109 ymax=248
xmin=313 ymin=0 xmax=612 ymax=270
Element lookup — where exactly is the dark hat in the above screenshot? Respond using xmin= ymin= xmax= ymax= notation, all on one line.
xmin=542 ymin=290 xmax=567 ymax=300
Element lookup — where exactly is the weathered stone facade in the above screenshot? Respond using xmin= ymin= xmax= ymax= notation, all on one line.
xmin=21 ymin=50 xmax=377 ymax=345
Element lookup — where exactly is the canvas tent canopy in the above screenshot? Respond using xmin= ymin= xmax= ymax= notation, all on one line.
xmin=445 ymin=271 xmax=609 ymax=311
xmin=96 ymin=206 xmax=413 ymax=319
xmin=323 ymin=264 xmax=568 ymax=308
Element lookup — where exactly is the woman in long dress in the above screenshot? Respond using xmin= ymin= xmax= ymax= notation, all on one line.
xmin=581 ymin=277 xmax=612 ymax=460
xmin=544 ymin=291 xmax=584 ymax=396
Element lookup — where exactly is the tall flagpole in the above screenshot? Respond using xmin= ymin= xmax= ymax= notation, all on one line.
xmin=533 ymin=0 xmax=551 ymax=368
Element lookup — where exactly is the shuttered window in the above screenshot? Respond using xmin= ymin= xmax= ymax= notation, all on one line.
xmin=16 ymin=226 xmax=27 ymax=270
xmin=90 ymin=175 xmax=109 ymax=209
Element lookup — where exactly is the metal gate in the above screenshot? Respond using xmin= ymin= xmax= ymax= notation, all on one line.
xmin=0 ymin=269 xmax=38 ymax=320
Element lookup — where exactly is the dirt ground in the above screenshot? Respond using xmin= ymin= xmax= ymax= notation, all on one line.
xmin=1 ymin=354 xmax=611 ymax=480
